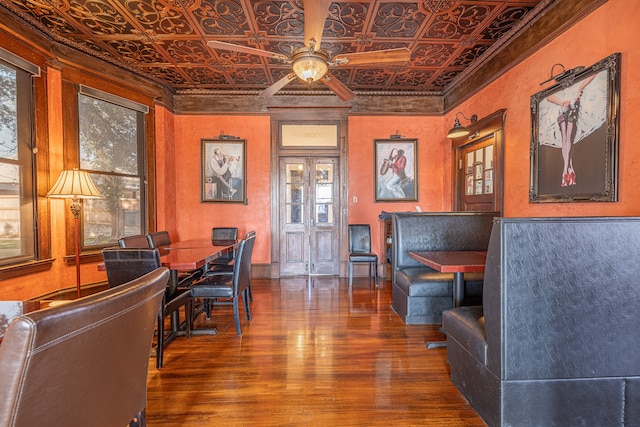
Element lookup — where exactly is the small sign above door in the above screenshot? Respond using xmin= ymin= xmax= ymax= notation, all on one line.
xmin=281 ymin=124 xmax=338 ymax=148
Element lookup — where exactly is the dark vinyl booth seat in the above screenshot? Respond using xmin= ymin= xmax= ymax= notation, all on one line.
xmin=442 ymin=217 xmax=640 ymax=426
xmin=348 ymin=224 xmax=378 ymax=286
xmin=0 ymin=268 xmax=168 ymax=427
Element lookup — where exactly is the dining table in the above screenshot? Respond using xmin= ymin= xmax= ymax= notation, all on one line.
xmin=408 ymin=250 xmax=487 ymax=349
xmin=98 ymin=238 xmax=240 ymax=336
xmin=156 ymin=239 xmax=239 ymax=287
xmin=409 ymin=250 xmax=487 ymax=308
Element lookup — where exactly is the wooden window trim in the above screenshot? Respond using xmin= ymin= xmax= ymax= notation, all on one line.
xmin=60 ymin=68 xmax=156 ymax=258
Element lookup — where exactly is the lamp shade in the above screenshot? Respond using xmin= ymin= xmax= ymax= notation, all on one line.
xmin=292 ymin=49 xmax=329 ymax=82
xmin=46 ymin=169 xmax=102 ymax=199
xmin=446 ymin=118 xmax=470 ymax=139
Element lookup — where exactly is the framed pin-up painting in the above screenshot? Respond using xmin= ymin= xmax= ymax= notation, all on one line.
xmin=530 ymin=52 xmax=620 ymax=203
xmin=201 ymin=138 xmax=246 ymax=203
xmin=375 ymin=138 xmax=418 ymax=202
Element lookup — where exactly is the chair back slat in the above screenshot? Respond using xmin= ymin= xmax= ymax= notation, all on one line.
xmin=146 ymin=231 xmax=171 ymax=248
xmin=349 ymin=224 xmax=372 ymax=254
xmin=233 ymin=232 xmax=256 ymax=295
xmin=211 ymin=227 xmax=238 ymax=245
xmin=102 ymin=248 xmax=162 ymax=288
xmin=118 ymin=235 xmax=150 ymax=248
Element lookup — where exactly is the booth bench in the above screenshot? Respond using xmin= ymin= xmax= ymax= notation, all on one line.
xmin=391 ymin=212 xmax=496 ymax=324
xmin=443 ymin=217 xmax=640 ymax=427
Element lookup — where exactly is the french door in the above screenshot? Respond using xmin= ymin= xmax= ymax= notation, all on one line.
xmin=279 ymin=157 xmax=340 ymax=276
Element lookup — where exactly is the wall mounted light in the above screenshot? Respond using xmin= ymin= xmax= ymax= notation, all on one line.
xmin=539 ymin=63 xmax=586 ymax=86
xmin=446 ymin=112 xmax=478 ymax=139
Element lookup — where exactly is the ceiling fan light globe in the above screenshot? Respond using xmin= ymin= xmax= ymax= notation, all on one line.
xmin=292 ymin=49 xmax=329 ymax=82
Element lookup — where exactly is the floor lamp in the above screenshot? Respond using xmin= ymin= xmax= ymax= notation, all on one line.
xmin=47 ymin=169 xmax=102 ymax=299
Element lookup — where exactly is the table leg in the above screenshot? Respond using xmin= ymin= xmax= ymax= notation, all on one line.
xmin=169 ymin=270 xmax=181 ymax=333
xmin=426 ymin=273 xmax=465 ymax=349
xmin=453 ymin=272 xmax=465 ymax=308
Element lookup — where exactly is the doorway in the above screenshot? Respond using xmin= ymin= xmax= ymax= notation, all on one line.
xmin=452 ymin=109 xmax=505 ymax=213
xmin=279 ymin=156 xmax=340 ymax=276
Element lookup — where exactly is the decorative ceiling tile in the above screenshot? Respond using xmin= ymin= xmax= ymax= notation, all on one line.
xmin=1 ymin=0 xmax=551 ymax=97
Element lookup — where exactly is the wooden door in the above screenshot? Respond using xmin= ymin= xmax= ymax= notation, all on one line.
xmin=452 ymin=110 xmax=505 ymax=213
xmin=279 ymin=157 xmax=340 ymax=276
xmin=459 ymin=137 xmax=496 ymax=211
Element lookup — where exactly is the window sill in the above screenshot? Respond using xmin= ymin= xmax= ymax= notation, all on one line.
xmin=63 ymin=251 xmax=104 ymax=266
xmin=0 ymin=259 xmax=55 ymax=280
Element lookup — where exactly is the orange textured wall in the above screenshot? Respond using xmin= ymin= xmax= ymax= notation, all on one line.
xmin=347 ymin=115 xmax=447 ymax=248
xmin=445 ymin=0 xmax=639 ymax=217
xmin=163 ymin=115 xmax=272 ymax=264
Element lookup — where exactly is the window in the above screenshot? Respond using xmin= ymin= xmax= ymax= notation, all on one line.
xmin=77 ymin=86 xmax=148 ymax=249
xmin=0 ymin=57 xmax=37 ymax=266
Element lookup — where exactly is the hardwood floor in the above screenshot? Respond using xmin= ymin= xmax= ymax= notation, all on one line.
xmin=146 ymin=277 xmax=485 ymax=426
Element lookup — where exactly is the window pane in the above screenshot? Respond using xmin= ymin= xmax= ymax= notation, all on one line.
xmin=83 ymin=174 xmax=141 ymax=246
xmin=0 ymin=63 xmax=17 ymax=160
xmin=0 ymin=61 xmax=34 ymax=265
xmin=78 ymin=88 xmax=145 ymax=249
xmin=78 ymin=94 xmax=138 ymax=175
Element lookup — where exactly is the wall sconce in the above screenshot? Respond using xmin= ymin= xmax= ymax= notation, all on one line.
xmin=539 ymin=63 xmax=586 ymax=86
xmin=446 ymin=112 xmax=478 ymax=139
xmin=47 ymin=169 xmax=103 ymax=298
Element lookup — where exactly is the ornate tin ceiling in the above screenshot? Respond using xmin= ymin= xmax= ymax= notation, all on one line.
xmin=2 ymin=0 xmax=550 ymax=96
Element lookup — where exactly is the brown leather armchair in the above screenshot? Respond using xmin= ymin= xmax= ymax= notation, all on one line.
xmin=0 ymin=268 xmax=168 ymax=427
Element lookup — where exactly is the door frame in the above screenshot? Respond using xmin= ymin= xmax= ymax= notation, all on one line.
xmin=451 ymin=109 xmax=506 ymax=214
xmin=269 ymin=108 xmax=349 ymax=278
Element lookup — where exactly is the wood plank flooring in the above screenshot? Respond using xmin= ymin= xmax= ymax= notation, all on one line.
xmin=146 ymin=277 xmax=485 ymax=426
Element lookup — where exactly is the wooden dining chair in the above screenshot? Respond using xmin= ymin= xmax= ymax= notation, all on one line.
xmin=190 ymin=232 xmax=256 ymax=335
xmin=102 ymin=247 xmax=192 ymax=368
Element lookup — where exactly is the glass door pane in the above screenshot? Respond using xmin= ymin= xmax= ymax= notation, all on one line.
xmin=285 ymin=163 xmax=304 ymax=224
xmin=315 ymin=163 xmax=333 ymax=224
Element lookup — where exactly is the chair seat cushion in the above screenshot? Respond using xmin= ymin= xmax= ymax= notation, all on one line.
xmin=191 ymin=284 xmax=233 ymax=299
xmin=442 ymin=305 xmax=487 ymax=364
xmin=349 ymin=253 xmax=378 ymax=262
xmin=395 ymin=267 xmax=483 ymax=297
xmin=190 ymin=276 xmax=233 ymax=299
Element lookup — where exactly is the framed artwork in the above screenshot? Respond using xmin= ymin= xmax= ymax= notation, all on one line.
xmin=201 ymin=138 xmax=246 ymax=203
xmin=530 ymin=52 xmax=620 ymax=203
xmin=375 ymin=138 xmax=418 ymax=202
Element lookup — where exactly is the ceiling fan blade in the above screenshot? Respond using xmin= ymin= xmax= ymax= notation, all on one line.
xmin=304 ymin=0 xmax=331 ymax=50
xmin=322 ymin=72 xmax=355 ymax=102
xmin=259 ymin=73 xmax=296 ymax=97
xmin=208 ymin=40 xmax=288 ymax=61
xmin=333 ymin=47 xmax=411 ymax=66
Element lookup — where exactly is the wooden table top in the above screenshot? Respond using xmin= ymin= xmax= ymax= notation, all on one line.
xmin=409 ymin=251 xmax=487 ymax=273
xmin=160 ymin=239 xmax=237 ymax=249
xmin=97 ymin=240 xmax=239 ymax=272
xmin=157 ymin=243 xmax=237 ymax=271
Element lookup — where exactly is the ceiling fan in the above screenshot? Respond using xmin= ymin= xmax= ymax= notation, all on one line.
xmin=207 ymin=0 xmax=411 ymax=102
